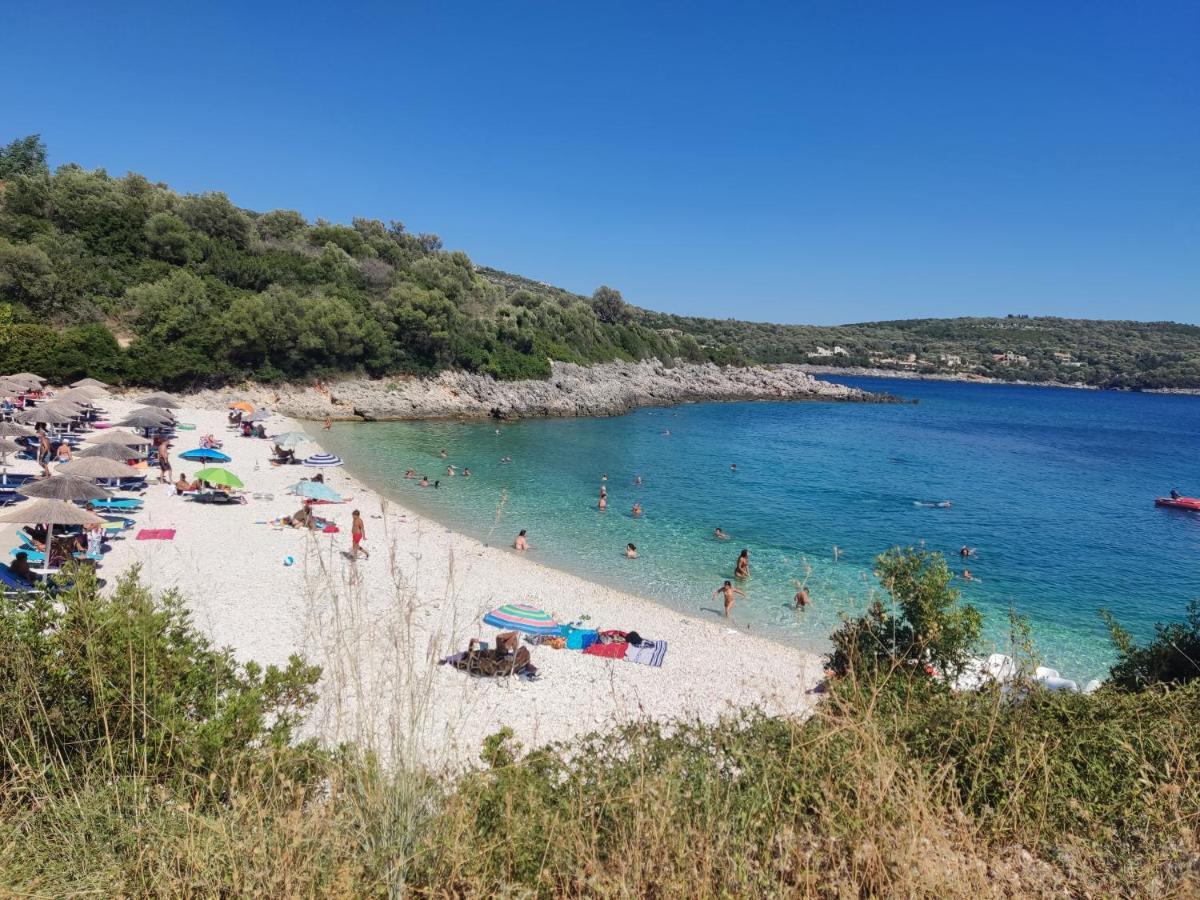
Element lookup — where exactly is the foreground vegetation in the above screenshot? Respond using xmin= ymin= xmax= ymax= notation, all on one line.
xmin=3 ymin=134 xmax=1200 ymax=390
xmin=2 ymin=553 xmax=1197 ymax=896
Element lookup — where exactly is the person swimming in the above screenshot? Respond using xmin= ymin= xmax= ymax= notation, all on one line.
xmin=634 ymin=475 xmax=643 ymax=485
xmin=439 ymin=449 xmax=447 ymax=459
xmin=734 ymin=549 xmax=750 ymax=578
xmin=712 ymin=580 xmax=745 ymax=618
xmin=962 ymin=569 xmax=974 ymax=581
xmin=598 ymin=494 xmax=607 ymax=511
xmin=462 ymin=467 xmax=471 ymax=477
xmin=625 ymin=543 xmax=638 ymax=559
xmin=959 ymin=545 xmax=974 ymax=558
xmin=713 ymin=527 xmax=729 ymax=540
xmin=419 ymin=475 xmax=429 ymax=487
xmin=632 ymin=502 xmax=642 ymax=518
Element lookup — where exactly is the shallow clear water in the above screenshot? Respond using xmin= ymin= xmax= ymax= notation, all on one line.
xmin=313 ymin=378 xmax=1200 ymax=682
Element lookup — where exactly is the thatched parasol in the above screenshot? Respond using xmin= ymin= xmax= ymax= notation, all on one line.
xmin=57 ymin=457 xmax=135 ymax=480
xmin=18 ymin=474 xmax=112 ymax=503
xmin=86 ymin=429 xmax=154 ymax=447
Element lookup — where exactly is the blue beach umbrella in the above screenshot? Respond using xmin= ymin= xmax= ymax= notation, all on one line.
xmin=180 ymin=448 xmax=232 ymax=463
xmin=287 ymin=480 xmax=343 ymax=502
xmin=303 ymin=453 xmax=343 ymax=468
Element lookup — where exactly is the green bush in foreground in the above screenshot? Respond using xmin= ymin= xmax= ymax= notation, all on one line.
xmin=1104 ymin=599 xmax=1200 ymax=691
xmin=1 ymin=566 xmax=1197 ymax=896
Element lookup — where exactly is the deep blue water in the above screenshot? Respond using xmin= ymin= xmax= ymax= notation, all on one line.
xmin=314 ymin=378 xmax=1200 ymax=682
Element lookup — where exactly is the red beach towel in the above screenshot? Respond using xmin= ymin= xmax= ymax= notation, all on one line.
xmin=136 ymin=528 xmax=177 ymax=541
xmin=584 ymin=642 xmax=627 ymax=660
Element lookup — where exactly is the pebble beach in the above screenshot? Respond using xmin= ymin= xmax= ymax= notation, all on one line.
xmin=1 ymin=393 xmax=825 ymax=768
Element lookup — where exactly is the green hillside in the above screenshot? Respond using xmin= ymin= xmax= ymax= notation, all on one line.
xmin=2 ymin=134 xmax=1198 ymax=390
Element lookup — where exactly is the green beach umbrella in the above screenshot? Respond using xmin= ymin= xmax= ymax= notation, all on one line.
xmin=193 ymin=467 xmax=244 ymax=489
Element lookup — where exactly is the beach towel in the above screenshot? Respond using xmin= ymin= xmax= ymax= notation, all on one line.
xmin=136 ymin=528 xmax=176 ymax=541
xmin=625 ymin=640 xmax=668 ymax=667
xmin=584 ymin=641 xmax=628 ymax=660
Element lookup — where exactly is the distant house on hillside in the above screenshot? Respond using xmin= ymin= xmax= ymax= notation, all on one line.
xmin=939 ymin=354 xmax=963 ymax=367
xmin=808 ymin=346 xmax=834 ymax=358
xmin=992 ymin=351 xmax=1029 ymax=365
xmin=1052 ymin=351 xmax=1073 ymax=362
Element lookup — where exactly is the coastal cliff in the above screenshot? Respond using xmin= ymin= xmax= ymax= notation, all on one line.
xmin=190 ymin=360 xmax=890 ymax=422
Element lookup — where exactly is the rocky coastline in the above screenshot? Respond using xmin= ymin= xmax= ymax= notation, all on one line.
xmin=189 ymin=360 xmax=894 ymax=422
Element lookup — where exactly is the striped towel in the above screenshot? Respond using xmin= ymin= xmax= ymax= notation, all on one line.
xmin=625 ymin=640 xmax=667 ymax=667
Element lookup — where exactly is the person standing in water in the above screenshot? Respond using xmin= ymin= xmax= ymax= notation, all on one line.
xmin=713 ymin=580 xmax=745 ymax=618
xmin=351 ymin=510 xmax=369 ymax=559
xmin=625 ymin=543 xmax=638 ymax=558
xmin=794 ymin=586 xmax=811 ymax=609
xmin=513 ymin=529 xmax=529 ymax=551
xmin=734 ymin=548 xmax=750 ymax=578
xmin=598 ymin=494 xmax=607 ymax=511
xmin=323 ymin=416 xmax=332 ymax=431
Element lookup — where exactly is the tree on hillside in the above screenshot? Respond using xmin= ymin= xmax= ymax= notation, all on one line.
xmin=591 ymin=285 xmax=631 ymax=324
xmin=0 ymin=134 xmax=49 ymax=180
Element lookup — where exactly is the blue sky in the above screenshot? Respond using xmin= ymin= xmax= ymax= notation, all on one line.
xmin=5 ymin=1 xmax=1197 ymax=324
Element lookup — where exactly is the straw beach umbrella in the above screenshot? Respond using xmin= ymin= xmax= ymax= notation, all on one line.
xmin=19 ymin=474 xmax=111 ymax=503
xmin=0 ymin=422 xmax=35 ymax=438
xmin=9 ymin=373 xmax=46 ymax=386
xmin=71 ymin=377 xmax=110 ymax=390
xmin=0 ymin=498 xmax=106 ymax=574
xmin=15 ymin=407 xmax=75 ymax=426
xmin=116 ymin=410 xmax=174 ymax=429
xmin=136 ymin=392 xmax=181 ymax=409
xmin=57 ymin=457 xmax=135 ymax=481
xmin=78 ymin=442 xmax=142 ymax=461
xmin=86 ymin=429 xmax=153 ymax=447
xmin=58 ymin=386 xmax=107 ymax=402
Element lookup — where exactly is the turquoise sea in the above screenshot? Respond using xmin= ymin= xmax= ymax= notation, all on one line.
xmin=314 ymin=377 xmax=1200 ymax=682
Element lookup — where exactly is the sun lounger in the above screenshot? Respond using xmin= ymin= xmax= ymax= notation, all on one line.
xmin=89 ymin=498 xmax=144 ymax=511
xmin=188 ymin=490 xmax=245 ymax=505
xmin=0 ymin=562 xmax=38 ymax=594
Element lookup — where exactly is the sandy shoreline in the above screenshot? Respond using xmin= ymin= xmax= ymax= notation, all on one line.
xmin=3 ymin=394 xmax=824 ymax=768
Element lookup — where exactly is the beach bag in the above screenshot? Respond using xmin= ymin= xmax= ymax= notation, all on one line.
xmin=564 ymin=626 xmax=598 ymax=651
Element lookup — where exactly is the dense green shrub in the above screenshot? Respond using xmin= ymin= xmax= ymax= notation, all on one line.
xmin=1104 ymin=600 xmax=1200 ymax=690
xmin=828 ymin=546 xmax=982 ymax=680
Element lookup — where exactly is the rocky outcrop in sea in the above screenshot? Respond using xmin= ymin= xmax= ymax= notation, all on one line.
xmin=190 ymin=360 xmax=892 ymax=422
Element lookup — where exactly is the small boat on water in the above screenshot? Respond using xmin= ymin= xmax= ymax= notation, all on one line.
xmin=1155 ymin=496 xmax=1200 ymax=511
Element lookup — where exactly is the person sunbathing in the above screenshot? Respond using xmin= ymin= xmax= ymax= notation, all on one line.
xmin=291 ymin=503 xmax=315 ymax=529
xmin=10 ymin=552 xmax=37 ymax=583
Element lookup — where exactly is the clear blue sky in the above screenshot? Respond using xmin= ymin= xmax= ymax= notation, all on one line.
xmin=5 ymin=1 xmax=1197 ymax=324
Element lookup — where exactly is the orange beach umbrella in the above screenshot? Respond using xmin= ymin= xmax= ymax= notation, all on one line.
xmin=229 ymin=402 xmax=255 ymax=413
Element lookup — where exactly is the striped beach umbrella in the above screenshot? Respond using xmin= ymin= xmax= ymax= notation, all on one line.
xmin=482 ymin=603 xmax=562 ymax=636
xmin=303 ymin=453 xmax=343 ymax=468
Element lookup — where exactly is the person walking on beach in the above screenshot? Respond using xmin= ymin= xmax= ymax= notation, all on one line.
xmin=351 ymin=509 xmax=369 ymax=559
xmin=514 ymin=529 xmax=529 ymax=551
xmin=734 ymin=548 xmax=750 ymax=579
xmin=157 ymin=442 xmax=172 ymax=484
xmin=713 ymin=580 xmax=745 ymax=618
